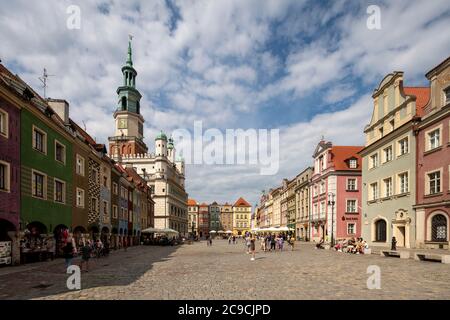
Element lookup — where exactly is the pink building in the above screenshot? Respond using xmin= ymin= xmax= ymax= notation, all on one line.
xmin=310 ymin=140 xmax=363 ymax=243
xmin=415 ymin=56 xmax=450 ymax=249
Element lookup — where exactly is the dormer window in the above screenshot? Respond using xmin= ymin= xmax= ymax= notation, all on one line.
xmin=349 ymin=159 xmax=357 ymax=169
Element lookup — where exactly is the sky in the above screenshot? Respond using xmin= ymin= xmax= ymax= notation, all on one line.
xmin=1 ymin=0 xmax=450 ymax=207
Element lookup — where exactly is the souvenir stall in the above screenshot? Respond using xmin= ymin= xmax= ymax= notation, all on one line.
xmin=20 ymin=226 xmax=51 ymax=263
xmin=0 ymin=241 xmax=11 ymax=265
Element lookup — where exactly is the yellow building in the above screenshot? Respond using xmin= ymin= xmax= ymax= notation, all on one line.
xmin=232 ymin=197 xmax=252 ymax=236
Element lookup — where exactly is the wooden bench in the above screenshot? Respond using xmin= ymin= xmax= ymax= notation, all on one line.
xmin=381 ymin=250 xmax=410 ymax=259
xmin=414 ymin=253 xmax=450 ymax=264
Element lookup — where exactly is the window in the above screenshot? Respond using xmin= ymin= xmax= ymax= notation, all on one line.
xmin=379 ymin=127 xmax=384 ymax=138
xmin=432 ymin=214 xmax=447 ymax=242
xmin=76 ymin=155 xmax=85 ymax=176
xmin=55 ymin=140 xmax=66 ymax=164
xmin=428 ymin=171 xmax=441 ymax=194
xmin=384 ymin=177 xmax=392 ymax=197
xmin=428 ymin=129 xmax=441 ymax=150
xmin=389 ymin=119 xmax=395 ymax=131
xmin=320 ymin=181 xmax=325 ymax=194
xmin=398 ymin=137 xmax=409 ymax=156
xmin=129 ymin=210 xmax=133 ymax=222
xmin=375 ymin=220 xmax=387 ymax=242
xmin=0 ymin=161 xmax=10 ymax=192
xmin=349 ymin=159 xmax=357 ymax=169
xmin=347 ymin=223 xmax=356 ymax=235
xmin=103 ymin=176 xmax=108 ymax=187
xmin=347 ymin=178 xmax=357 ymax=191
xmin=103 ymin=201 xmax=108 ymax=215
xmin=32 ymin=171 xmax=46 ymax=199
xmin=383 ymin=146 xmax=393 ymax=163
xmin=370 ymin=153 xmax=379 ymax=169
xmin=0 ymin=108 xmax=8 ymax=138
xmin=445 ymin=87 xmax=450 ymax=105
xmin=398 ymin=172 xmax=409 ymax=194
xmin=54 ymin=179 xmax=65 ymax=203
xmin=346 ymin=200 xmax=357 ymax=213
xmin=76 ymin=188 xmax=85 ymax=208
xmin=370 ymin=182 xmax=378 ymax=200
xmin=113 ymin=183 xmax=118 ymax=195
xmin=32 ymin=126 xmax=47 ymax=154
xmin=92 ymin=197 xmax=98 ymax=212
xmin=92 ymin=168 xmax=99 ymax=184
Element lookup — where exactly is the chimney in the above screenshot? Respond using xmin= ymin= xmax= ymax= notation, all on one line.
xmin=47 ymin=99 xmax=70 ymax=125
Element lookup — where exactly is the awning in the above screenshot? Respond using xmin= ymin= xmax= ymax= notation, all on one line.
xmin=142 ymin=227 xmax=179 ymax=235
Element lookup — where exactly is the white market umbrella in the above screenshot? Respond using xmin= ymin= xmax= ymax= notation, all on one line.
xmin=217 ymin=230 xmax=225 ymax=233
xmin=141 ymin=227 xmax=161 ymax=233
xmin=225 ymin=230 xmax=233 ymax=234
xmin=209 ymin=230 xmax=217 ymax=233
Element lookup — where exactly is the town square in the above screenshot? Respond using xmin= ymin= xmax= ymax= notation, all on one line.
xmin=0 ymin=0 xmax=450 ymax=303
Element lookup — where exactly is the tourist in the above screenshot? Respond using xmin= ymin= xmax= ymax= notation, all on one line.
xmin=232 ymin=235 xmax=236 ymax=244
xmin=250 ymin=234 xmax=256 ymax=261
xmin=279 ymin=236 xmax=284 ymax=251
xmin=270 ymin=235 xmax=276 ymax=251
xmin=245 ymin=235 xmax=251 ymax=253
xmin=260 ymin=236 xmax=266 ymax=252
xmin=62 ymin=239 xmax=75 ymax=270
xmin=209 ymin=236 xmax=212 ymax=246
xmin=391 ymin=236 xmax=397 ymax=251
xmin=80 ymin=240 xmax=92 ymax=272
xmin=123 ymin=237 xmax=128 ymax=251
xmin=46 ymin=238 xmax=55 ymax=261
xmin=315 ymin=238 xmax=324 ymax=249
xmin=228 ymin=236 xmax=232 ymax=245
xmin=289 ymin=235 xmax=295 ymax=251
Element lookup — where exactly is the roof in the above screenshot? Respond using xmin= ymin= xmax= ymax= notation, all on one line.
xmin=330 ymin=146 xmax=364 ymax=171
xmin=403 ymin=87 xmax=430 ymax=117
xmin=155 ymin=130 xmax=167 ymax=141
xmin=199 ymin=202 xmax=209 ymax=207
xmin=187 ymin=199 xmax=198 ymax=206
xmin=233 ymin=197 xmax=251 ymax=207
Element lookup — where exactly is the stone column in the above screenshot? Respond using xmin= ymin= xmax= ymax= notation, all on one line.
xmin=7 ymin=231 xmax=20 ymax=266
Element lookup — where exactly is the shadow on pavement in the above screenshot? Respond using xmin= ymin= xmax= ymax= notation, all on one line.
xmin=0 ymin=244 xmax=181 ymax=300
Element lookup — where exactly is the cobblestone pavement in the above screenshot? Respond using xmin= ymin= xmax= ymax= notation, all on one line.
xmin=1 ymin=240 xmax=449 ymax=300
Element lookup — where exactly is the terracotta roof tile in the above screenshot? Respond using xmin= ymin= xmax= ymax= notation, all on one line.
xmin=404 ymin=87 xmax=430 ymax=117
xmin=233 ymin=197 xmax=251 ymax=207
xmin=330 ymin=146 xmax=364 ymax=171
xmin=187 ymin=199 xmax=198 ymax=206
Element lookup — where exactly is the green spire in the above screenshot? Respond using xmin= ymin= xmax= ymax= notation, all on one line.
xmin=126 ymin=35 xmax=133 ymax=66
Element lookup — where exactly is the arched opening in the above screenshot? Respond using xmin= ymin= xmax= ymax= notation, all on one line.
xmin=26 ymin=221 xmax=47 ymax=235
xmin=88 ymin=224 xmax=100 ymax=241
xmin=375 ymin=219 xmax=387 ymax=242
xmin=432 ymin=214 xmax=447 ymax=242
xmin=0 ymin=219 xmax=16 ymax=241
xmin=73 ymin=226 xmax=86 ymax=247
xmin=121 ymin=96 xmax=127 ymax=110
xmin=101 ymin=227 xmax=110 ymax=244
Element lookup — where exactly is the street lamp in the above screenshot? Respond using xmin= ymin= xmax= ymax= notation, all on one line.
xmin=328 ymin=192 xmax=336 ymax=247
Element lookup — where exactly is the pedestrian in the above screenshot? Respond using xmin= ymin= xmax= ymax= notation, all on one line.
xmin=209 ymin=236 xmax=212 ymax=246
xmin=232 ymin=235 xmax=236 ymax=244
xmin=289 ymin=235 xmax=295 ymax=251
xmin=391 ymin=236 xmax=397 ymax=251
xmin=260 ymin=236 xmax=266 ymax=252
xmin=80 ymin=240 xmax=92 ymax=272
xmin=123 ymin=237 xmax=128 ymax=251
xmin=228 ymin=236 xmax=231 ymax=245
xmin=270 ymin=235 xmax=276 ymax=251
xmin=62 ymin=239 xmax=75 ymax=270
xmin=279 ymin=236 xmax=284 ymax=251
xmin=245 ymin=235 xmax=251 ymax=254
xmin=46 ymin=238 xmax=55 ymax=261
xmin=250 ymin=234 xmax=256 ymax=261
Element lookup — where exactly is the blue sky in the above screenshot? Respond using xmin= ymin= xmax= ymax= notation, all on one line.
xmin=1 ymin=0 xmax=450 ymax=206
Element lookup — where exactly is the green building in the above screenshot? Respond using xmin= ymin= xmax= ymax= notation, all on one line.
xmin=20 ymin=100 xmax=73 ymax=242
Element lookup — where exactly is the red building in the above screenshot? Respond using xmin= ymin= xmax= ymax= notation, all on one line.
xmin=0 ymin=64 xmax=22 ymax=265
xmin=415 ymin=56 xmax=450 ymax=249
xmin=198 ymin=203 xmax=209 ymax=238
xmin=310 ymin=140 xmax=363 ymax=244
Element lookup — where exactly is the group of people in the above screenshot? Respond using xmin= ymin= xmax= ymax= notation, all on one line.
xmin=333 ymin=237 xmax=369 ymax=254
xmin=259 ymin=233 xmax=295 ymax=252
xmin=62 ymin=238 xmax=111 ymax=272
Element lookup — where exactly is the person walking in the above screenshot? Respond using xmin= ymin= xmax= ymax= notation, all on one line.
xmin=80 ymin=240 xmax=92 ymax=272
xmin=289 ymin=235 xmax=295 ymax=251
xmin=228 ymin=236 xmax=231 ymax=245
xmin=62 ymin=239 xmax=75 ymax=271
xmin=250 ymin=234 xmax=256 ymax=261
xmin=270 ymin=235 xmax=276 ymax=251
xmin=391 ymin=236 xmax=397 ymax=251
xmin=123 ymin=237 xmax=128 ymax=251
xmin=208 ymin=236 xmax=212 ymax=246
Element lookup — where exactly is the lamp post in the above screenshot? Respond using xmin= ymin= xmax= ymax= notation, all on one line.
xmin=328 ymin=192 xmax=336 ymax=247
